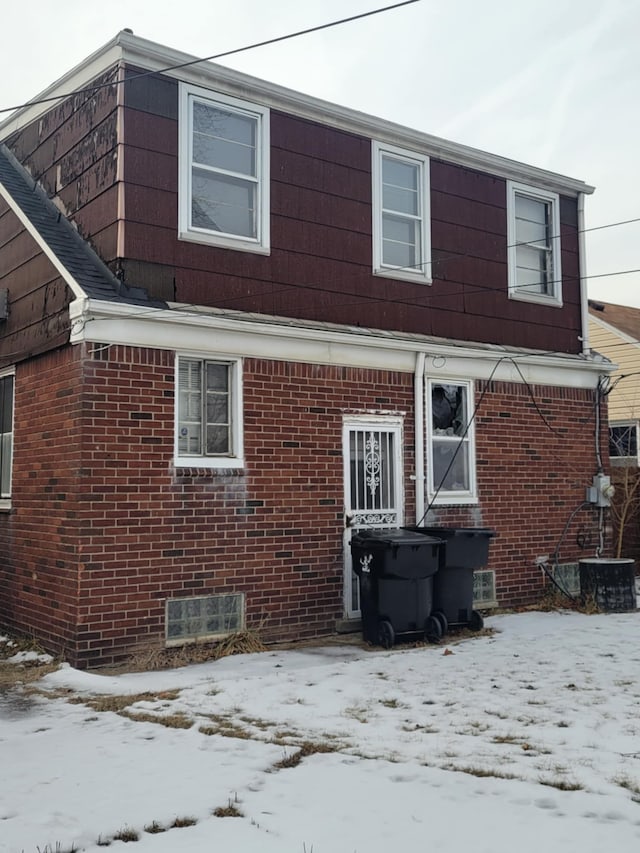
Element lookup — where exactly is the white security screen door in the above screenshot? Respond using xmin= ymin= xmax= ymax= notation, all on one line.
xmin=343 ymin=416 xmax=404 ymax=617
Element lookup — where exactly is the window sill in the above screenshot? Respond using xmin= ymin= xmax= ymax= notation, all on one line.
xmin=508 ymin=289 xmax=563 ymax=308
xmin=178 ymin=229 xmax=270 ymax=255
xmin=374 ymin=266 xmax=432 ymax=285
xmin=0 ymin=499 xmax=12 ymax=512
xmin=428 ymin=495 xmax=479 ymax=507
xmin=175 ymin=456 xmax=244 ymax=470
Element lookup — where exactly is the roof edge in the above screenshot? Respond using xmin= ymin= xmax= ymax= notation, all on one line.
xmin=1 ymin=30 xmax=594 ymax=198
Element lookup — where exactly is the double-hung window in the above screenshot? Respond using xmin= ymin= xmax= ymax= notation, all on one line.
xmin=175 ymin=356 xmax=243 ymax=469
xmin=179 ymin=84 xmax=270 ymax=254
xmin=0 ymin=370 xmax=14 ymax=503
xmin=372 ymin=141 xmax=431 ymax=283
xmin=507 ymin=181 xmax=562 ymax=305
xmin=427 ymin=379 xmax=476 ymax=503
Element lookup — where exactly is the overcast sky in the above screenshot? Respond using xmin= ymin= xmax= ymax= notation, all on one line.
xmin=2 ymin=0 xmax=639 ymax=308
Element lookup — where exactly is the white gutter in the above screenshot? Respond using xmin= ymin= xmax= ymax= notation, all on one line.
xmin=69 ymin=299 xmax=614 ymax=389
xmin=578 ymin=192 xmax=590 ymax=356
xmin=414 ymin=352 xmax=426 ymax=525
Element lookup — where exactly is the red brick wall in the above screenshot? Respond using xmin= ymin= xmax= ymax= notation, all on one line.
xmin=0 ymin=343 xmax=604 ymax=667
xmin=0 ymin=347 xmax=84 ymax=651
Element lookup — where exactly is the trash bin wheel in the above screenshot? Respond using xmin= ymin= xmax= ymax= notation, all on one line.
xmin=425 ymin=615 xmax=443 ymax=644
xmin=432 ymin=610 xmax=448 ymax=636
xmin=377 ymin=619 xmax=395 ymax=649
xmin=469 ymin=609 xmax=484 ymax=632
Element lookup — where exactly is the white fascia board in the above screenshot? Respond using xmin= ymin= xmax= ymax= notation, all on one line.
xmin=1 ymin=31 xmax=593 ymax=199
xmin=0 ymin=181 xmax=85 ymax=299
xmin=589 ymin=313 xmax=640 ymax=349
xmin=69 ymin=298 xmax=613 ymax=389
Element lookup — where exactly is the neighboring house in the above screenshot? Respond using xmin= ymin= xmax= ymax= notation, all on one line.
xmin=0 ymin=31 xmax=613 ymax=667
xmin=588 ymin=300 xmax=640 ymax=558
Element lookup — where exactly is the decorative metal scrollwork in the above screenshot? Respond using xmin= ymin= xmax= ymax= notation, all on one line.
xmin=365 ymin=432 xmax=381 ymax=497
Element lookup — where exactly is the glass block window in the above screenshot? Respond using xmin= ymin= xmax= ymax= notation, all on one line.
xmin=552 ymin=563 xmax=580 ymax=596
xmin=166 ymin=594 xmax=245 ymax=644
xmin=473 ymin=570 xmax=497 ymax=609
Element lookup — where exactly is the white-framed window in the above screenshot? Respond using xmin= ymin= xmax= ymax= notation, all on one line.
xmin=609 ymin=420 xmax=639 ymax=466
xmin=166 ymin=593 xmax=245 ymax=645
xmin=175 ymin=355 xmax=244 ymax=469
xmin=507 ymin=181 xmax=562 ymax=305
xmin=427 ymin=378 xmax=476 ymax=504
xmin=0 ymin=369 xmax=14 ymax=504
xmin=372 ymin=141 xmax=431 ymax=283
xmin=178 ymin=83 xmax=270 ymax=254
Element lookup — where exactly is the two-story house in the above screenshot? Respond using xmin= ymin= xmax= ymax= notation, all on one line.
xmin=0 ymin=31 xmax=612 ymax=667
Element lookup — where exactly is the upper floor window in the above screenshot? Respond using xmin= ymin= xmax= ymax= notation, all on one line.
xmin=427 ymin=379 xmax=476 ymax=504
xmin=0 ymin=371 xmax=14 ymax=503
xmin=175 ymin=356 xmax=244 ymax=469
xmin=372 ymin=141 xmax=431 ymax=283
xmin=609 ymin=421 xmax=639 ymax=466
xmin=507 ymin=182 xmax=562 ymax=306
xmin=179 ymin=84 xmax=270 ymax=254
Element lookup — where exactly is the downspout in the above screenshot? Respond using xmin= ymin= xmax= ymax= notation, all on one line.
xmin=414 ymin=351 xmax=426 ymax=524
xmin=578 ymin=192 xmax=590 ymax=356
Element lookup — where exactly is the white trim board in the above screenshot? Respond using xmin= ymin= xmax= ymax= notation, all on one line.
xmin=69 ymin=297 xmax=612 ymax=389
xmin=0 ymin=31 xmax=594 ymax=199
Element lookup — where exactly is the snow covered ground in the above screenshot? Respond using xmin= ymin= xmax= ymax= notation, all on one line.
xmin=2 ymin=610 xmax=640 ymax=853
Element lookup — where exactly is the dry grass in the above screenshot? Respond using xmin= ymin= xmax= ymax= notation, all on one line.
xmin=124 ymin=630 xmax=266 ymax=672
xmin=213 ymin=799 xmax=244 ymax=818
xmin=119 ymin=710 xmax=193 ymax=729
xmin=272 ymin=740 xmax=338 ymax=770
xmin=0 ymin=634 xmax=60 ymax=688
xmin=171 ymin=816 xmax=197 ymax=828
xmin=112 ymin=826 xmax=139 ymax=842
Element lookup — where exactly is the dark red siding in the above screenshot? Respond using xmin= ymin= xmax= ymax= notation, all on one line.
xmin=0 ymin=202 xmax=71 ymax=366
xmin=118 ymin=66 xmax=583 ymax=353
xmin=3 ymin=68 xmax=120 ymax=261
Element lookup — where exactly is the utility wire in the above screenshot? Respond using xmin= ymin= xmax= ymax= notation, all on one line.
xmin=0 ymin=0 xmax=421 ymax=117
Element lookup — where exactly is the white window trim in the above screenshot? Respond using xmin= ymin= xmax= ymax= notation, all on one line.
xmin=426 ymin=377 xmax=477 ymax=505
xmin=507 ymin=181 xmax=562 ymax=306
xmin=178 ymin=83 xmax=270 ymax=255
xmin=174 ymin=354 xmax=244 ymax=469
xmin=609 ymin=419 xmax=639 ymax=467
xmin=372 ymin=140 xmax=431 ymax=284
xmin=0 ymin=366 xmax=15 ymax=509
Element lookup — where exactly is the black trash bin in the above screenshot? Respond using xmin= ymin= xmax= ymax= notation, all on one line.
xmin=405 ymin=526 xmax=494 ymax=635
xmin=350 ymin=529 xmax=444 ymax=648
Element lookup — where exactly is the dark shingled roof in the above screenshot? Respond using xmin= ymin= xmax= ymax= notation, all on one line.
xmin=0 ymin=143 xmax=162 ymax=306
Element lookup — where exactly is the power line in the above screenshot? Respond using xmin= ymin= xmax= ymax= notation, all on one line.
xmin=0 ymin=1 xmax=421 ymax=117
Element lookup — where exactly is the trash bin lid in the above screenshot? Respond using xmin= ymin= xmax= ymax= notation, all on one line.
xmin=351 ymin=529 xmax=442 ymax=548
xmin=405 ymin=526 xmax=495 ymax=539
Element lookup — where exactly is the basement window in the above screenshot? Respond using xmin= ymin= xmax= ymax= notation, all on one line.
xmin=473 ymin=570 xmax=497 ymax=609
xmin=166 ymin=593 xmax=245 ymax=645
xmin=552 ymin=563 xmax=580 ymax=597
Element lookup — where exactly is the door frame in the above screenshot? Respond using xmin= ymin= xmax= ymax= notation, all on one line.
xmin=342 ymin=414 xmax=404 ymax=618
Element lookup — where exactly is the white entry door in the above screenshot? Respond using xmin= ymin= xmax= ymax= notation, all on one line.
xmin=342 ymin=416 xmax=404 ymax=617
